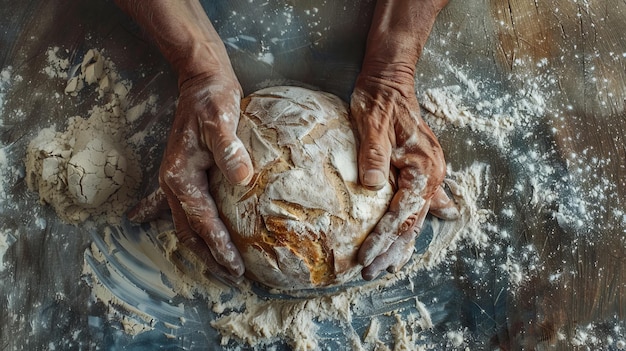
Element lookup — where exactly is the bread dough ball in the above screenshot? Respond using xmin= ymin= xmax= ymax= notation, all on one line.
xmin=209 ymin=86 xmax=394 ymax=290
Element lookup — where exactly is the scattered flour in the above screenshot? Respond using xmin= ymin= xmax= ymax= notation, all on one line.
xmin=0 ymin=66 xmax=14 ymax=116
xmin=446 ymin=330 xmax=466 ymax=348
xmin=419 ymin=54 xmax=623 ymax=291
xmin=570 ymin=322 xmax=626 ymax=350
xmin=0 ymin=66 xmax=25 ymax=207
xmin=0 ymin=148 xmax=11 ymax=204
xmin=43 ymin=47 xmax=70 ymax=79
xmin=421 ymin=77 xmax=547 ymax=152
xmin=0 ymin=66 xmax=22 ymax=204
xmin=0 ymin=229 xmax=17 ymax=272
xmin=0 ymin=70 xmax=9 ymax=200
xmin=0 ymin=65 xmax=22 ymax=273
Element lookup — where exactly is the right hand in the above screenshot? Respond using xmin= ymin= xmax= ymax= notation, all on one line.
xmin=114 ymin=0 xmax=255 ymax=284
xmin=128 ymin=71 xmax=253 ymax=285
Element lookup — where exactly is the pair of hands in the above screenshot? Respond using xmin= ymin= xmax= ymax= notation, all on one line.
xmin=128 ymin=68 xmax=458 ymax=284
xmin=121 ymin=0 xmax=457 ymax=284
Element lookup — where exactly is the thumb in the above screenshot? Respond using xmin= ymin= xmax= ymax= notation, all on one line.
xmin=356 ymin=115 xmax=392 ymax=190
xmin=351 ymin=88 xmax=392 ymax=190
xmin=211 ymin=133 xmax=254 ymax=186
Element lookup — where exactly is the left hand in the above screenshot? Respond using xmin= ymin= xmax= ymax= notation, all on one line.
xmin=351 ymin=64 xmax=459 ymax=281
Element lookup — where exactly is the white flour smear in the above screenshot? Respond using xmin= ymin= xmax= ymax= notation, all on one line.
xmin=0 ymin=66 xmax=18 ymax=204
xmin=0 ymin=66 xmax=22 ymax=270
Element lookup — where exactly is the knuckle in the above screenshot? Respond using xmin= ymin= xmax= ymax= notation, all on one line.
xmin=159 ymin=163 xmax=180 ymax=189
xmin=431 ymin=154 xmax=447 ymax=184
xmin=361 ymin=143 xmax=390 ymax=166
xmin=400 ymin=213 xmax=418 ymax=233
xmin=365 ymin=143 xmax=387 ymax=157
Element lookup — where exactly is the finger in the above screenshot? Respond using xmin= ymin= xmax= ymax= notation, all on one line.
xmin=127 ymin=187 xmax=169 ymax=222
xmin=361 ymin=229 xmax=416 ymax=281
xmin=428 ymin=185 xmax=460 ymax=220
xmin=201 ymin=95 xmax=253 ymax=186
xmin=359 ymin=130 xmax=392 ymax=190
xmin=351 ymin=90 xmax=393 ymax=190
xmin=359 ymin=191 xmax=430 ymax=268
xmin=162 ymin=180 xmax=245 ymax=283
xmin=174 ymin=222 xmax=243 ymax=286
xmin=212 ymin=136 xmax=253 ymax=186
xmin=161 ymin=166 xmax=245 ymax=278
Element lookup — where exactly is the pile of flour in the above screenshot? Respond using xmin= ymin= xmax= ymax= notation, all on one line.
xmin=25 ymin=49 xmax=142 ymax=224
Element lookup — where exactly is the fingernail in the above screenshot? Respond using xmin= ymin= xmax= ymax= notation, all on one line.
xmin=362 ymin=170 xmax=385 ymax=188
xmin=438 ymin=206 xmax=460 ymax=220
xmin=361 ymin=266 xmax=380 ymax=281
xmin=445 ymin=206 xmax=461 ymax=219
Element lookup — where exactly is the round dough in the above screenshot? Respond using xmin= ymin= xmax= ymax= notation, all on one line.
xmin=209 ymin=86 xmax=394 ymax=291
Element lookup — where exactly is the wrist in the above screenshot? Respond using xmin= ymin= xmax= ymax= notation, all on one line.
xmin=169 ymin=38 xmax=237 ymax=89
xmin=362 ymin=0 xmax=448 ymax=82
xmin=150 ymin=11 xmax=236 ymax=88
xmin=115 ymin=0 xmax=237 ymax=88
xmin=358 ymin=58 xmax=417 ymax=90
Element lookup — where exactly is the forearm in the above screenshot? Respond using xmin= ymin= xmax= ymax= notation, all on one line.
xmin=362 ymin=0 xmax=448 ymax=85
xmin=114 ymin=0 xmax=235 ymax=86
